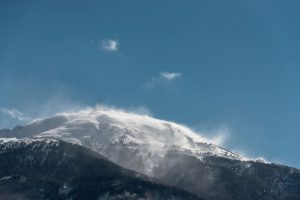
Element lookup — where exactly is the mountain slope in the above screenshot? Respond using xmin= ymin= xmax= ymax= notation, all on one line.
xmin=1 ymin=107 xmax=300 ymax=200
xmin=154 ymin=151 xmax=300 ymax=200
xmin=0 ymin=138 xmax=203 ymax=200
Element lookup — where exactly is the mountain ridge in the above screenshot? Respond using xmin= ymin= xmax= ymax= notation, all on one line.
xmin=0 ymin=107 xmax=244 ymax=173
xmin=1 ymin=107 xmax=300 ymax=200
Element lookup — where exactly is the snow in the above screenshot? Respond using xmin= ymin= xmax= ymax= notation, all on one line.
xmin=0 ymin=137 xmax=59 ymax=153
xmin=0 ymin=106 xmax=242 ymax=175
xmin=0 ymin=176 xmax=13 ymax=181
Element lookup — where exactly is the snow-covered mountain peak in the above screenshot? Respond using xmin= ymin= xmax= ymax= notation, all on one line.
xmin=2 ymin=106 xmax=241 ymax=174
xmin=55 ymin=107 xmax=210 ymax=143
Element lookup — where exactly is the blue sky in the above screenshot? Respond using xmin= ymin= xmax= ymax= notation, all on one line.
xmin=1 ymin=0 xmax=300 ymax=168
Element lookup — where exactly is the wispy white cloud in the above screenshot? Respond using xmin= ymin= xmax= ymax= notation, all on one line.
xmin=0 ymin=108 xmax=32 ymax=122
xmin=101 ymin=39 xmax=119 ymax=52
xmin=145 ymin=71 xmax=182 ymax=89
xmin=160 ymin=72 xmax=182 ymax=81
xmin=0 ymin=96 xmax=85 ymax=129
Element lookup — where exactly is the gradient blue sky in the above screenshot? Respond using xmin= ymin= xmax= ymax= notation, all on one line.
xmin=1 ymin=0 xmax=300 ymax=168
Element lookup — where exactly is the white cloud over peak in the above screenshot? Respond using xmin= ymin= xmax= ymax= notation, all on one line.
xmin=0 ymin=108 xmax=32 ymax=122
xmin=101 ymin=39 xmax=119 ymax=52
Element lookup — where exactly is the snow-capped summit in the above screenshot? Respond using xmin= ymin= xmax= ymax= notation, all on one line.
xmin=1 ymin=107 xmax=300 ymax=200
xmin=2 ymin=106 xmax=240 ymax=174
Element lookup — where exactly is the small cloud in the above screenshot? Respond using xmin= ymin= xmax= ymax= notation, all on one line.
xmin=145 ymin=71 xmax=182 ymax=89
xmin=160 ymin=72 xmax=182 ymax=81
xmin=101 ymin=39 xmax=119 ymax=52
xmin=0 ymin=108 xmax=32 ymax=122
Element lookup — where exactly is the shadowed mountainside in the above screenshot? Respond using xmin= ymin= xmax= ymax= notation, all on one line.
xmin=0 ymin=138 xmax=203 ymax=200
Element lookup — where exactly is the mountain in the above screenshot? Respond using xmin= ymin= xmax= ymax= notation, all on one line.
xmin=0 ymin=138 xmax=202 ymax=200
xmin=1 ymin=107 xmax=240 ymax=175
xmin=1 ymin=107 xmax=300 ymax=199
